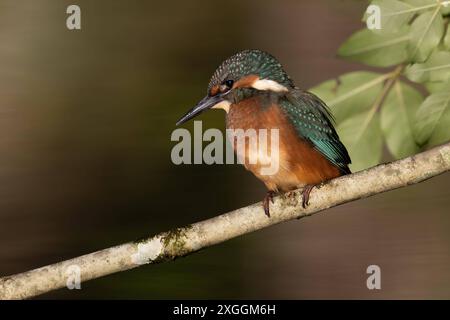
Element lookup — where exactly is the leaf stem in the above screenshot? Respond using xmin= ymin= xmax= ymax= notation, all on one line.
xmin=411 ymin=5 xmax=442 ymax=60
xmin=353 ymin=65 xmax=405 ymax=142
xmin=328 ymin=73 xmax=391 ymax=107
xmin=374 ymin=65 xmax=405 ymax=113
xmin=385 ymin=0 xmax=450 ymax=17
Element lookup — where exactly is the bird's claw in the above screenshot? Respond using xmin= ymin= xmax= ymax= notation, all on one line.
xmin=263 ymin=191 xmax=275 ymax=217
xmin=301 ymin=185 xmax=314 ymax=208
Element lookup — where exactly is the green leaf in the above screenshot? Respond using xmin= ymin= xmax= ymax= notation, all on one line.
xmin=337 ymin=111 xmax=382 ymax=172
xmin=403 ymin=0 xmax=447 ymax=13
xmin=441 ymin=2 xmax=450 ymax=15
xmin=405 ymin=50 xmax=450 ymax=82
xmin=403 ymin=0 xmax=440 ymax=7
xmin=408 ymin=9 xmax=445 ymax=62
xmin=444 ymin=24 xmax=450 ymax=50
xmin=414 ymin=90 xmax=450 ymax=146
xmin=309 ymin=71 xmax=387 ymax=123
xmin=425 ymin=80 xmax=450 ymax=93
xmin=403 ymin=0 xmax=450 ymax=15
xmin=381 ymin=81 xmax=422 ymax=158
xmin=363 ymin=0 xmax=415 ymax=33
xmin=338 ymin=28 xmax=410 ymax=67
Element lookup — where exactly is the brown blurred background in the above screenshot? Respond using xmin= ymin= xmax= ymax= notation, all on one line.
xmin=0 ymin=0 xmax=449 ymax=299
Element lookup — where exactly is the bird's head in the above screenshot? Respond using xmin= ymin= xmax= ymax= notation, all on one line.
xmin=176 ymin=49 xmax=294 ymax=125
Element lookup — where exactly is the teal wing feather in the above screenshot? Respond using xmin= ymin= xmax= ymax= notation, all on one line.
xmin=279 ymin=90 xmax=351 ymax=174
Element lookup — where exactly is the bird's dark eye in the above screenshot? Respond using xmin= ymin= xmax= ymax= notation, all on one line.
xmin=219 ymin=79 xmax=234 ymax=93
xmin=225 ymin=79 xmax=234 ymax=88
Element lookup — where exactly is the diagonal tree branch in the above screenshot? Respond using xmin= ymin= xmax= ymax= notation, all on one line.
xmin=1 ymin=142 xmax=450 ymax=299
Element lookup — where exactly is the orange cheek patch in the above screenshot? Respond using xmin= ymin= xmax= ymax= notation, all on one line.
xmin=232 ymin=74 xmax=259 ymax=89
xmin=209 ymin=85 xmax=220 ymax=96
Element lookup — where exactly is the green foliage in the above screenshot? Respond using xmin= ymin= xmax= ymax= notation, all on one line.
xmin=337 ymin=28 xmax=410 ymax=67
xmin=405 ymin=50 xmax=450 ymax=82
xmin=309 ymin=71 xmax=387 ymax=122
xmin=364 ymin=0 xmax=415 ymax=33
xmin=425 ymin=80 xmax=450 ymax=93
xmin=381 ymin=82 xmax=422 ymax=158
xmin=310 ymin=0 xmax=450 ymax=171
xmin=414 ymin=90 xmax=450 ymax=146
xmin=337 ymin=111 xmax=382 ymax=172
xmin=408 ymin=9 xmax=444 ymax=62
xmin=444 ymin=24 xmax=450 ymax=49
xmin=441 ymin=3 xmax=450 ymax=15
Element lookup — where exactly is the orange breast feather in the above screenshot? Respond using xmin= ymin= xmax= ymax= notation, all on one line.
xmin=226 ymin=97 xmax=341 ymax=192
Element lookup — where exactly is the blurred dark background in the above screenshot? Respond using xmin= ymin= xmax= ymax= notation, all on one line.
xmin=0 ymin=0 xmax=449 ymax=299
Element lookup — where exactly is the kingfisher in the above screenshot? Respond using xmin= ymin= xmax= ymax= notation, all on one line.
xmin=176 ymin=49 xmax=351 ymax=216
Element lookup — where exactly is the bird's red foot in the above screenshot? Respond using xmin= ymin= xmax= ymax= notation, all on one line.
xmin=302 ymin=185 xmax=314 ymax=208
xmin=263 ymin=191 xmax=275 ymax=217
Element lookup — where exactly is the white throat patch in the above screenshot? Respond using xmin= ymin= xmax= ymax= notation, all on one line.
xmin=211 ymin=100 xmax=231 ymax=113
xmin=251 ymin=79 xmax=289 ymax=93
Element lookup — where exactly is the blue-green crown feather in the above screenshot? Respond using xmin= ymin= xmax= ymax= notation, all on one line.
xmin=208 ymin=49 xmax=294 ymax=92
xmin=280 ymin=91 xmax=351 ymax=174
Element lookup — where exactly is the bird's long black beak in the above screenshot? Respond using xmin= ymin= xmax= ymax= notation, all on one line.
xmin=176 ymin=95 xmax=224 ymax=126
